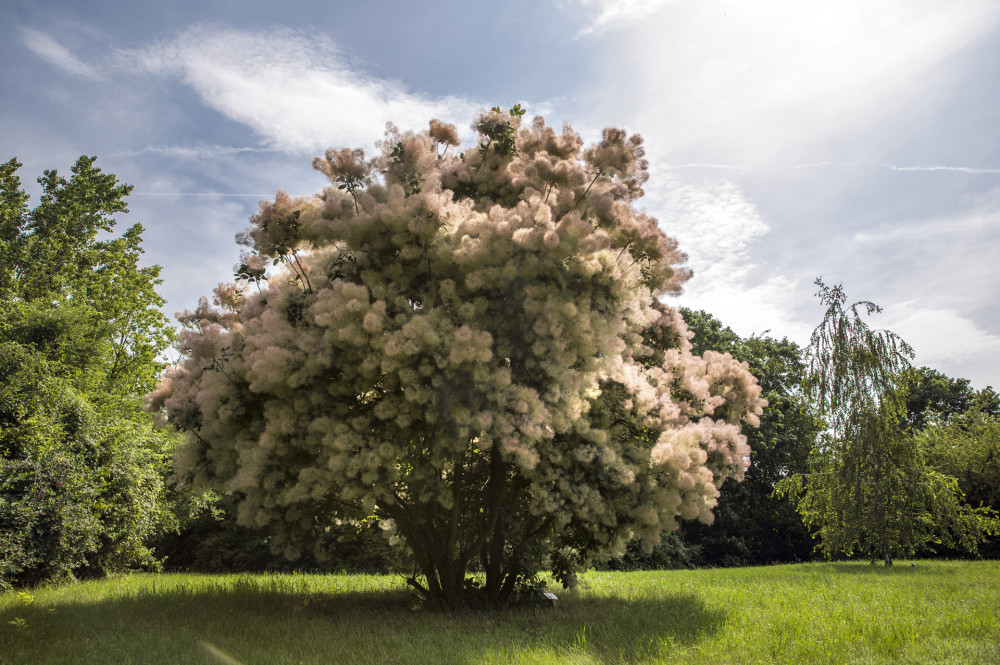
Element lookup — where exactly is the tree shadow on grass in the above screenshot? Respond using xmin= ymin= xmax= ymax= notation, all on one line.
xmin=0 ymin=577 xmax=726 ymax=665
xmin=459 ymin=594 xmax=726 ymax=664
xmin=317 ymin=591 xmax=725 ymax=665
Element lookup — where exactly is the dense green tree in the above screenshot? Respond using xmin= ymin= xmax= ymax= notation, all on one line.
xmin=901 ymin=366 xmax=999 ymax=431
xmin=918 ymin=407 xmax=1000 ymax=557
xmin=1 ymin=157 xmax=173 ymax=395
xmin=678 ymin=310 xmax=821 ymax=566
xmin=0 ymin=343 xmax=173 ymax=587
xmin=776 ymin=280 xmax=996 ymax=565
xmin=0 ymin=160 xmax=29 ymax=300
xmin=0 ymin=157 xmax=175 ymax=588
xmin=150 ymin=111 xmax=765 ymax=607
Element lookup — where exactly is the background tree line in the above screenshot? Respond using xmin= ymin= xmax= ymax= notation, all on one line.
xmin=2 ymin=152 xmax=998 ymax=592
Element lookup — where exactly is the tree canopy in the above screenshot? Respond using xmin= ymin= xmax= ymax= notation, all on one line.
xmin=0 ymin=156 xmax=175 ymax=588
xmin=149 ymin=110 xmax=765 ymax=606
xmin=0 ymin=156 xmax=173 ymax=396
xmin=902 ymin=366 xmax=999 ymax=431
xmin=678 ymin=310 xmax=820 ymax=566
xmin=777 ymin=279 xmax=996 ymax=565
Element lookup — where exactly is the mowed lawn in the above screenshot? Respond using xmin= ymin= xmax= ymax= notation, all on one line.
xmin=1 ymin=560 xmax=997 ymax=664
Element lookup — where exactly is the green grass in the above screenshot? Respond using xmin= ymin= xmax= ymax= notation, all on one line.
xmin=1 ymin=561 xmax=998 ymax=664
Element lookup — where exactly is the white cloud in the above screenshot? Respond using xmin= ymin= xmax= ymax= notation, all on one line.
xmin=653 ymin=175 xmax=768 ymax=284
xmin=130 ymin=188 xmax=255 ymax=317
xmin=846 ymin=186 xmax=1000 ymax=316
xmin=132 ymin=191 xmax=272 ymax=198
xmin=883 ymin=303 xmax=1000 ymax=390
xmin=794 ymin=162 xmax=1000 ymax=174
xmin=578 ymin=0 xmax=1000 ymax=385
xmin=588 ymin=0 xmax=1000 ymax=165
xmin=647 ymin=172 xmax=1000 ymax=384
xmin=649 ymin=171 xmax=813 ymax=341
xmin=852 ymin=191 xmax=1000 ymax=246
xmin=21 ymin=28 xmax=100 ymax=79
xmin=661 ymin=163 xmax=755 ymax=172
xmin=576 ymin=0 xmax=677 ymax=34
xmin=650 ymin=173 xmax=1000 ymax=386
xmin=117 ymin=25 xmax=481 ymax=154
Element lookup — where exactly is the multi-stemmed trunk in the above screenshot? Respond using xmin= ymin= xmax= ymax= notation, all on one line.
xmin=378 ymin=444 xmax=543 ymax=609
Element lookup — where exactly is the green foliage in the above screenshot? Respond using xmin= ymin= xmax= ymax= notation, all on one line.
xmin=776 ymin=279 xmax=996 ymax=565
xmin=677 ymin=310 xmax=820 ymax=566
xmin=0 ymin=157 xmax=176 ymax=588
xmin=0 ymin=345 xmax=100 ymax=587
xmin=0 ymin=343 xmax=172 ymax=588
xmin=476 ymin=105 xmax=524 ymax=162
xmin=919 ymin=408 xmax=1000 ymax=556
xmin=921 ymin=409 xmax=1000 ymax=510
xmin=0 ymin=156 xmax=173 ymax=395
xmin=681 ymin=309 xmax=744 ymax=357
xmin=600 ymin=531 xmax=701 ymax=571
xmin=901 ymin=366 xmax=1000 ymax=431
xmin=803 ymin=280 xmax=913 ymax=438
xmin=154 ymin=493 xmax=411 ymax=574
xmin=0 ymin=160 xmax=29 ymax=300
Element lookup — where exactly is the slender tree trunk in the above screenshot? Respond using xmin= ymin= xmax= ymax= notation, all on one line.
xmin=484 ymin=442 xmax=507 ymax=603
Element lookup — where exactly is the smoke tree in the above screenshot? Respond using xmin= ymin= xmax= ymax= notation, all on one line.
xmin=149 ymin=109 xmax=765 ymax=606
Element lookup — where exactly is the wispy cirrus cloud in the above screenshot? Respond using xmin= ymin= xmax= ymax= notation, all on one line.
xmin=115 ymin=24 xmax=482 ymax=154
xmin=660 ymin=163 xmax=755 ymax=172
xmin=793 ymin=162 xmax=1000 ymax=174
xmin=110 ymin=144 xmax=282 ymax=160
xmin=882 ymin=164 xmax=1000 ymax=174
xmin=852 ymin=187 xmax=1000 ymax=245
xmin=848 ymin=186 xmax=1000 ymax=312
xmin=21 ymin=28 xmax=101 ymax=79
xmin=131 ymin=191 xmax=273 ymax=198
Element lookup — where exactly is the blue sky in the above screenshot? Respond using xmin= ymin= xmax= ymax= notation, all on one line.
xmin=3 ymin=0 xmax=999 ymax=388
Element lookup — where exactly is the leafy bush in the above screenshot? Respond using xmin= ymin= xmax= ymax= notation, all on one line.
xmin=0 ymin=343 xmax=169 ymax=588
xmin=1 ymin=156 xmax=176 ymax=588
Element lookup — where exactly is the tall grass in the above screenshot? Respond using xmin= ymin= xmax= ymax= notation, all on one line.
xmin=1 ymin=561 xmax=997 ymax=664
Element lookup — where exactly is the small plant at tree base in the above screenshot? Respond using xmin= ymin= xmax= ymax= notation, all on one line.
xmin=8 ymin=617 xmax=29 ymax=633
xmin=149 ymin=109 xmax=766 ymax=608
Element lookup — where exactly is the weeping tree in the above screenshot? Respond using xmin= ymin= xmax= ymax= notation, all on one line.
xmin=777 ymin=279 xmax=997 ymax=565
xmin=149 ymin=109 xmax=765 ymax=606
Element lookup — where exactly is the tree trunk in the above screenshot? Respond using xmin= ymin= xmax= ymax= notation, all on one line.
xmin=484 ymin=441 xmax=507 ymax=603
xmin=384 ymin=442 xmax=517 ymax=609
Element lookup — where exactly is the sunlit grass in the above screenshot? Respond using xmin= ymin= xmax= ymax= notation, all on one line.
xmin=1 ymin=561 xmax=997 ymax=664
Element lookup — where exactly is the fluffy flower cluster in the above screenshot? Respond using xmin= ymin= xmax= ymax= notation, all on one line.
xmin=148 ymin=112 xmax=764 ymax=574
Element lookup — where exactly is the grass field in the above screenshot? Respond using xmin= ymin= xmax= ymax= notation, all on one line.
xmin=1 ymin=560 xmax=998 ymax=664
